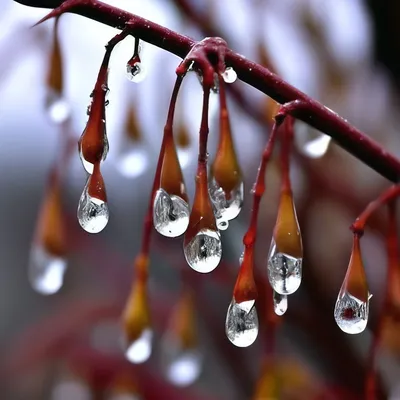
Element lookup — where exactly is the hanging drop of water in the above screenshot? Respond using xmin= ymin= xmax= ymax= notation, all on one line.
xmin=302 ymin=134 xmax=331 ymax=159
xmin=273 ymin=290 xmax=288 ymax=316
xmin=222 ymin=67 xmax=237 ymax=84
xmin=126 ymin=55 xmax=147 ymax=83
xmin=184 ymin=229 xmax=222 ymax=273
xmin=124 ymin=328 xmax=153 ymax=364
xmin=225 ymin=298 xmax=258 ymax=347
xmin=334 ymin=291 xmax=370 ymax=334
xmin=153 ymin=188 xmax=190 ymax=238
xmin=267 ymin=238 xmax=302 ymax=295
xmin=28 ymin=244 xmax=67 ymax=295
xmin=209 ymin=178 xmax=243 ymax=230
xmin=45 ymin=91 xmax=70 ymax=124
xmin=77 ymin=167 xmax=109 ymax=233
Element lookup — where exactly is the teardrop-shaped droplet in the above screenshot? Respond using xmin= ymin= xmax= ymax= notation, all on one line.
xmin=334 ymin=235 xmax=370 ymax=334
xmin=126 ymin=55 xmax=147 ymax=83
xmin=45 ymin=91 xmax=70 ymax=124
xmin=209 ymin=178 xmax=243 ymax=230
xmin=51 ymin=379 xmax=91 ymax=400
xmin=184 ymin=229 xmax=222 ymax=273
xmin=302 ymin=134 xmax=331 ymax=159
xmin=77 ymin=164 xmax=109 ymax=233
xmin=225 ymin=298 xmax=259 ymax=347
xmin=153 ymin=189 xmax=189 ymax=238
xmin=222 ymin=67 xmax=237 ymax=83
xmin=124 ymin=328 xmax=153 ymax=364
xmin=267 ymin=190 xmax=303 ymax=295
xmin=28 ymin=243 xmax=67 ymax=295
xmin=273 ymin=290 xmax=288 ymax=316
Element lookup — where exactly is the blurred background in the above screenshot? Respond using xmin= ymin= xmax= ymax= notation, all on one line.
xmin=1 ymin=0 xmax=400 ymax=399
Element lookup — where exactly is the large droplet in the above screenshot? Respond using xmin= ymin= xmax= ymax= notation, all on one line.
xmin=153 ymin=189 xmax=189 ymax=238
xmin=126 ymin=54 xmax=146 ymax=83
xmin=77 ymin=163 xmax=109 ymax=233
xmin=225 ymin=298 xmax=259 ymax=347
xmin=122 ymin=260 xmax=152 ymax=364
xmin=334 ymin=235 xmax=371 ymax=334
xmin=267 ymin=190 xmax=303 ymax=295
xmin=222 ymin=67 xmax=237 ymax=83
xmin=161 ymin=291 xmax=202 ymax=387
xmin=154 ymin=129 xmax=190 ymax=238
xmin=273 ymin=291 xmax=288 ymax=316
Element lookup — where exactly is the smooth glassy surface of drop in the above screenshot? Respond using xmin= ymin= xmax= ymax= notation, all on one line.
xmin=184 ymin=229 xmax=222 ymax=273
xmin=267 ymin=239 xmax=302 ymax=295
xmin=209 ymin=179 xmax=243 ymax=230
xmin=273 ymin=291 xmax=288 ymax=316
xmin=225 ymin=298 xmax=258 ymax=347
xmin=124 ymin=328 xmax=153 ymax=364
xmin=222 ymin=67 xmax=237 ymax=83
xmin=77 ymin=183 xmax=109 ymax=233
xmin=153 ymin=188 xmax=190 ymax=237
xmin=302 ymin=134 xmax=331 ymax=159
xmin=126 ymin=62 xmax=146 ymax=83
xmin=334 ymin=291 xmax=370 ymax=334
xmin=51 ymin=380 xmax=91 ymax=400
xmin=79 ymin=133 xmax=109 ymax=175
xmin=28 ymin=244 xmax=67 ymax=295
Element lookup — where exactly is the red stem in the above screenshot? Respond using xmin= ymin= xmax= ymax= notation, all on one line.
xmin=279 ymin=117 xmax=294 ymax=193
xmin=198 ymin=84 xmax=211 ymax=164
xmin=35 ymin=0 xmax=400 ymax=182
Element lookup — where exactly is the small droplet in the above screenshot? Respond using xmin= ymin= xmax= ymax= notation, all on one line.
xmin=267 ymin=239 xmax=302 ymax=295
xmin=124 ymin=328 xmax=153 ymax=364
xmin=334 ymin=291 xmax=369 ymax=334
xmin=273 ymin=290 xmax=288 ymax=316
xmin=126 ymin=56 xmax=147 ymax=83
xmin=302 ymin=134 xmax=331 ymax=159
xmin=77 ymin=166 xmax=109 ymax=233
xmin=28 ymin=244 xmax=67 ymax=295
xmin=225 ymin=298 xmax=258 ymax=347
xmin=222 ymin=67 xmax=237 ymax=83
xmin=45 ymin=91 xmax=70 ymax=124
xmin=184 ymin=229 xmax=222 ymax=273
xmin=153 ymin=188 xmax=189 ymax=238
xmin=209 ymin=178 xmax=243 ymax=229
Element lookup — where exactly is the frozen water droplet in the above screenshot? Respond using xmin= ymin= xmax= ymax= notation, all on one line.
xmin=78 ymin=134 xmax=109 ymax=175
xmin=225 ymin=298 xmax=258 ymax=347
xmin=334 ymin=291 xmax=370 ymax=334
xmin=273 ymin=291 xmax=288 ymax=316
xmin=267 ymin=239 xmax=302 ymax=295
xmin=153 ymin=189 xmax=190 ymax=238
xmin=209 ymin=179 xmax=243 ymax=227
xmin=28 ymin=244 xmax=67 ymax=295
xmin=222 ymin=67 xmax=237 ymax=84
xmin=184 ymin=229 xmax=222 ymax=273
xmin=124 ymin=328 xmax=152 ymax=364
xmin=161 ymin=335 xmax=202 ymax=387
xmin=51 ymin=379 xmax=91 ymax=400
xmin=45 ymin=91 xmax=70 ymax=124
xmin=126 ymin=62 xmax=146 ymax=83
xmin=77 ymin=182 xmax=109 ymax=233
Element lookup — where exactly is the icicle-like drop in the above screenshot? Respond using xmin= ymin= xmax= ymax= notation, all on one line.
xmin=153 ymin=126 xmax=190 ymax=237
xmin=184 ymin=162 xmax=222 ymax=273
xmin=267 ymin=190 xmax=303 ymax=295
xmin=78 ymin=67 xmax=109 ymax=174
xmin=29 ymin=172 xmax=67 ymax=295
xmin=222 ymin=67 xmax=237 ymax=84
xmin=126 ymin=52 xmax=146 ymax=83
xmin=122 ymin=256 xmax=152 ymax=364
xmin=273 ymin=291 xmax=288 ymax=316
xmin=77 ymin=162 xmax=109 ymax=233
xmin=334 ymin=235 xmax=371 ymax=334
xmin=225 ymin=298 xmax=259 ymax=347
xmin=161 ymin=291 xmax=202 ymax=387
xmin=209 ymin=74 xmax=243 ymax=230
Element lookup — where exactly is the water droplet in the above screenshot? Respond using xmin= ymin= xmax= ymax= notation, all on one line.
xmin=222 ymin=67 xmax=237 ymax=83
xmin=209 ymin=178 xmax=243 ymax=229
xmin=184 ymin=229 xmax=222 ymax=273
xmin=116 ymin=147 xmax=149 ymax=179
xmin=45 ymin=91 xmax=70 ymax=124
xmin=28 ymin=244 xmax=67 ymax=295
xmin=273 ymin=290 xmax=288 ymax=316
xmin=225 ymin=298 xmax=258 ymax=347
xmin=334 ymin=291 xmax=369 ymax=334
xmin=124 ymin=328 xmax=153 ymax=364
xmin=267 ymin=238 xmax=302 ymax=295
xmin=153 ymin=188 xmax=189 ymax=237
xmin=302 ymin=134 xmax=331 ymax=159
xmin=77 ymin=176 xmax=109 ymax=234
xmin=126 ymin=58 xmax=147 ymax=83
xmin=51 ymin=379 xmax=91 ymax=400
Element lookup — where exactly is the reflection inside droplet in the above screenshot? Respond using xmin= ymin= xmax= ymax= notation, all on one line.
xmin=126 ymin=62 xmax=147 ymax=83
xmin=222 ymin=67 xmax=237 ymax=83
xmin=28 ymin=244 xmax=67 ymax=295
xmin=125 ymin=328 xmax=153 ymax=364
xmin=273 ymin=291 xmax=288 ymax=316
xmin=51 ymin=380 xmax=91 ymax=400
